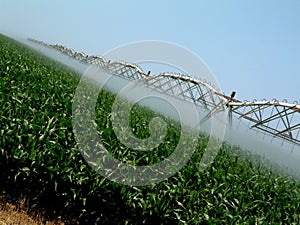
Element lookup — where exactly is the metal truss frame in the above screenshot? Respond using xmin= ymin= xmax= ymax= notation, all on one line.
xmin=229 ymin=101 xmax=300 ymax=145
xmin=28 ymin=38 xmax=300 ymax=147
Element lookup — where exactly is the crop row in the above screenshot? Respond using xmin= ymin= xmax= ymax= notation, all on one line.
xmin=1 ymin=34 xmax=300 ymax=224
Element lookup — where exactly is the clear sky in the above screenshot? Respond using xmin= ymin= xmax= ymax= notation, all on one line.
xmin=1 ymin=0 xmax=299 ymax=102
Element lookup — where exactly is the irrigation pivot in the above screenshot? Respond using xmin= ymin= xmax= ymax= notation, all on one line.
xmin=27 ymin=38 xmax=300 ymax=147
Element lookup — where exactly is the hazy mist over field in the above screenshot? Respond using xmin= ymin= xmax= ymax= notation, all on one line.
xmin=21 ymin=38 xmax=300 ymax=180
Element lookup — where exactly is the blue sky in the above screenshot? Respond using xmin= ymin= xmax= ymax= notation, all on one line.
xmin=1 ymin=0 xmax=299 ymax=102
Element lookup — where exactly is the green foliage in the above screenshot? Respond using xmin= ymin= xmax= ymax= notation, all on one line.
xmin=1 ymin=34 xmax=300 ymax=224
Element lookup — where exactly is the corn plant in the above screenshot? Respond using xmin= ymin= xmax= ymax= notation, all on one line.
xmin=0 ymin=34 xmax=300 ymax=224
